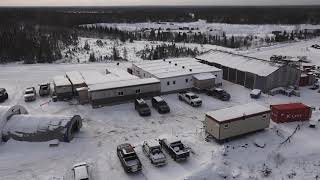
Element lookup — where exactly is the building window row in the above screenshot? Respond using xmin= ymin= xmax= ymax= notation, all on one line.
xmin=167 ymin=79 xmax=191 ymax=86
xmin=117 ymin=89 xmax=141 ymax=96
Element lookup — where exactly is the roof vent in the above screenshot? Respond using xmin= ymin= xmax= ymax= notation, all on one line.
xmin=169 ymin=61 xmax=172 ymax=64
xmin=182 ymin=66 xmax=185 ymax=69
xmin=189 ymin=69 xmax=192 ymax=72
xmin=163 ymin=59 xmax=166 ymax=61
xmin=175 ymin=63 xmax=177 ymax=66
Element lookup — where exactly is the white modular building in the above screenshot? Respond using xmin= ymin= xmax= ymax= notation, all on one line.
xmin=132 ymin=58 xmax=223 ymax=93
xmin=204 ymin=103 xmax=271 ymax=141
xmin=88 ymin=78 xmax=161 ymax=108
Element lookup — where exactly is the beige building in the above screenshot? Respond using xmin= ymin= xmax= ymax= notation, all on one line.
xmin=204 ymin=103 xmax=271 ymax=141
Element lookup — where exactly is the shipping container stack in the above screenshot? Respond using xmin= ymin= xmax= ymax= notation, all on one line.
xmin=270 ymin=103 xmax=312 ymax=123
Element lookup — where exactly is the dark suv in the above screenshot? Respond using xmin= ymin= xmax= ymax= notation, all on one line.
xmin=206 ymin=88 xmax=231 ymax=101
xmin=135 ymin=98 xmax=151 ymax=116
xmin=0 ymin=88 xmax=8 ymax=102
xmin=152 ymin=96 xmax=170 ymax=114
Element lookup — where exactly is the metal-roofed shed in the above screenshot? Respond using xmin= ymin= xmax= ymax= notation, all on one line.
xmin=197 ymin=51 xmax=301 ymax=92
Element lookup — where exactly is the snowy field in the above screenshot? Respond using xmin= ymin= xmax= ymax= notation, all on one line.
xmin=81 ymin=20 xmax=320 ymax=37
xmin=61 ymin=37 xmax=232 ymax=63
xmin=246 ymin=37 xmax=320 ymax=65
xmin=1 ymin=62 xmax=320 ymax=180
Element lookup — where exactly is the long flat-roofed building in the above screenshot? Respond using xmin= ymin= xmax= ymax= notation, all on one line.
xmin=197 ymin=50 xmax=301 ymax=92
xmin=132 ymin=58 xmax=223 ymax=93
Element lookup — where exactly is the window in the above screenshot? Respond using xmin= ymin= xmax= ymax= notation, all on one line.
xmin=224 ymin=124 xmax=229 ymax=129
xmin=143 ymin=73 xmax=145 ymax=77
xmin=167 ymin=81 xmax=170 ymax=86
xmin=185 ymin=79 xmax=189 ymax=83
xmin=173 ymin=81 xmax=176 ymax=85
xmin=118 ymin=91 xmax=124 ymax=96
xmin=136 ymin=89 xmax=141 ymax=94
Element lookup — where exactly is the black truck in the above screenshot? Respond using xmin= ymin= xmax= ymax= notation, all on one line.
xmin=159 ymin=139 xmax=190 ymax=161
xmin=151 ymin=96 xmax=170 ymax=114
xmin=135 ymin=98 xmax=151 ymax=116
xmin=206 ymin=88 xmax=231 ymax=101
xmin=117 ymin=143 xmax=142 ymax=173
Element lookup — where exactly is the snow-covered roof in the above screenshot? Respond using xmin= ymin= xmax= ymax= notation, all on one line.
xmin=197 ymin=51 xmax=283 ymax=77
xmin=193 ymin=73 xmax=217 ymax=81
xmin=250 ymin=89 xmax=262 ymax=95
xmin=3 ymin=114 xmax=74 ymax=136
xmin=133 ymin=58 xmax=221 ymax=79
xmin=152 ymin=96 xmax=164 ymax=102
xmin=206 ymin=103 xmax=270 ymax=123
xmin=66 ymin=71 xmax=86 ymax=85
xmin=88 ymin=78 xmax=160 ymax=92
xmin=53 ymin=76 xmax=71 ymax=87
xmin=81 ymin=70 xmax=139 ymax=86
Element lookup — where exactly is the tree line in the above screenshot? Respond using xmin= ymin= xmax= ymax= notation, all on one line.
xmin=0 ymin=24 xmax=78 ymax=64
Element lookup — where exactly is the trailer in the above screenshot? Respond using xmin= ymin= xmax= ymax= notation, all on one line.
xmin=204 ymin=103 xmax=270 ymax=141
xmin=270 ymin=103 xmax=312 ymax=123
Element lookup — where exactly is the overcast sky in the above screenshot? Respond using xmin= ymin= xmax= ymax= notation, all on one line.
xmin=1 ymin=0 xmax=319 ymax=6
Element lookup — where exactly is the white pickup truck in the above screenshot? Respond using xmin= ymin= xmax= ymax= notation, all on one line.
xmin=178 ymin=92 xmax=202 ymax=107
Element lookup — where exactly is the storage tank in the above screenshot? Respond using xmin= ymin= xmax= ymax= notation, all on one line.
xmin=270 ymin=103 xmax=311 ymax=123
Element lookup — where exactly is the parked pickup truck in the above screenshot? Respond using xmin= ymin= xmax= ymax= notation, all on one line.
xmin=39 ymin=83 xmax=51 ymax=96
xmin=117 ymin=143 xmax=142 ymax=173
xmin=135 ymin=98 xmax=151 ymax=116
xmin=72 ymin=162 xmax=90 ymax=180
xmin=24 ymin=87 xmax=36 ymax=102
xmin=178 ymin=92 xmax=202 ymax=107
xmin=159 ymin=139 xmax=190 ymax=161
xmin=142 ymin=140 xmax=167 ymax=166
xmin=152 ymin=96 xmax=170 ymax=114
xmin=0 ymin=88 xmax=8 ymax=102
xmin=206 ymin=88 xmax=231 ymax=101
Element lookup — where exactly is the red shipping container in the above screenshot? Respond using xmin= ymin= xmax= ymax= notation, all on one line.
xmin=270 ymin=103 xmax=311 ymax=123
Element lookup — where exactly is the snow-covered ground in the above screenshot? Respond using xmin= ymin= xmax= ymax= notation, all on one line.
xmin=1 ymin=62 xmax=320 ymax=180
xmin=81 ymin=20 xmax=320 ymax=37
xmin=246 ymin=37 xmax=320 ymax=65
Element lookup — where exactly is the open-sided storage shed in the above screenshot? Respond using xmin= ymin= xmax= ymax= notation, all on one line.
xmin=53 ymin=75 xmax=73 ymax=100
xmin=66 ymin=71 xmax=87 ymax=94
xmin=205 ymin=103 xmax=271 ymax=141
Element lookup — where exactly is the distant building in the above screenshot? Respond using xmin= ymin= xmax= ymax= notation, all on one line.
xmin=197 ymin=50 xmax=301 ymax=92
xmin=132 ymin=58 xmax=223 ymax=93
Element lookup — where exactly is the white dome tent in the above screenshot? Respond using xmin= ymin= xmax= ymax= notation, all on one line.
xmin=0 ymin=105 xmax=28 ymax=142
xmin=0 ymin=105 xmax=82 ymax=143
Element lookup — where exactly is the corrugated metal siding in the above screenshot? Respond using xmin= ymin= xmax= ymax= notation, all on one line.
xmin=236 ymin=70 xmax=245 ymax=85
xmin=228 ymin=68 xmax=236 ymax=83
xmin=245 ymin=73 xmax=255 ymax=89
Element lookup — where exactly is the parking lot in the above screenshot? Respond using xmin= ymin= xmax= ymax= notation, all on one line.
xmin=1 ymin=63 xmax=320 ymax=180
